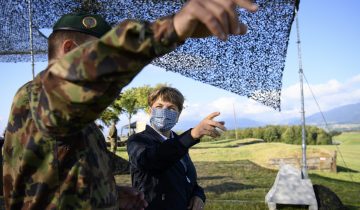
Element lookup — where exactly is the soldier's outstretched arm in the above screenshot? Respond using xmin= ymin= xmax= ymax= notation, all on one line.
xmin=33 ymin=17 xmax=181 ymax=136
xmin=33 ymin=0 xmax=257 ymax=136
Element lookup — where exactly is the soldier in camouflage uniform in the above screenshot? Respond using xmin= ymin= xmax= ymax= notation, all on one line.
xmin=3 ymin=0 xmax=258 ymax=209
xmin=109 ymin=122 xmax=118 ymax=153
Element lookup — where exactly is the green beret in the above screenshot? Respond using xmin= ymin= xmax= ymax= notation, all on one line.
xmin=53 ymin=13 xmax=111 ymax=38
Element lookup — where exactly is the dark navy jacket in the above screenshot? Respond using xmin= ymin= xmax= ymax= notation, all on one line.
xmin=127 ymin=125 xmax=205 ymax=210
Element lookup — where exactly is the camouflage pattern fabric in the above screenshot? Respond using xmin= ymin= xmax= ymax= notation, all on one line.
xmin=3 ymin=17 xmax=179 ymax=210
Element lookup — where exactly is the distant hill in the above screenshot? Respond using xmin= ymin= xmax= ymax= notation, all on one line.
xmin=290 ymin=102 xmax=360 ymax=125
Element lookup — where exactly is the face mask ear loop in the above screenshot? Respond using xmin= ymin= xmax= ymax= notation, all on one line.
xmin=73 ymin=41 xmax=80 ymax=48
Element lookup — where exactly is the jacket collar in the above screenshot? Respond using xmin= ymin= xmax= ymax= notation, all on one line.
xmin=145 ymin=125 xmax=178 ymax=143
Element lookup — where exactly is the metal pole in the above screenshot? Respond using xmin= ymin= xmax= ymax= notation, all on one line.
xmin=28 ymin=0 xmax=35 ymax=79
xmin=233 ymin=103 xmax=238 ymax=140
xmin=295 ymin=9 xmax=308 ymax=179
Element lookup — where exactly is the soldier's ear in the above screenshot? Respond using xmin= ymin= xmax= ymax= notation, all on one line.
xmin=62 ymin=39 xmax=78 ymax=54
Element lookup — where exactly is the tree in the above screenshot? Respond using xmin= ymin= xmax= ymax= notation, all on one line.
xmin=252 ymin=127 xmax=264 ymax=139
xmin=316 ymin=129 xmax=332 ymax=145
xmin=116 ymin=88 xmax=139 ymax=132
xmin=98 ymin=84 xmax=168 ymax=134
xmin=282 ymin=126 xmax=296 ymax=144
xmin=329 ymin=130 xmax=342 ymax=137
xmin=98 ymin=101 xmax=122 ymax=126
xmin=306 ymin=126 xmax=318 ymax=145
xmin=115 ymin=86 xmax=153 ymax=132
xmin=263 ymin=126 xmax=280 ymax=142
xmin=224 ymin=130 xmax=236 ymax=139
xmin=292 ymin=126 xmax=303 ymax=145
xmin=242 ymin=128 xmax=253 ymax=138
xmin=134 ymin=85 xmax=153 ymax=112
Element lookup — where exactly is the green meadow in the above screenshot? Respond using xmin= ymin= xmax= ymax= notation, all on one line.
xmin=116 ymin=131 xmax=360 ymax=209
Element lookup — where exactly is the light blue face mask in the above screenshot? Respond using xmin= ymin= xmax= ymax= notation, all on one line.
xmin=150 ymin=108 xmax=179 ymax=132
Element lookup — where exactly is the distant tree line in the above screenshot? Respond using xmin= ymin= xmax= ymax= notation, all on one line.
xmin=201 ymin=125 xmax=334 ymax=145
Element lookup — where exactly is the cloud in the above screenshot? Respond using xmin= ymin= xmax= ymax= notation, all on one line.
xmin=281 ymin=75 xmax=360 ymax=115
xmin=348 ymin=74 xmax=360 ymax=84
xmin=179 ymin=96 xmax=273 ymax=123
xmin=180 ymin=97 xmax=236 ymax=120
xmin=181 ymin=75 xmax=360 ymax=124
xmin=127 ymin=74 xmax=360 ymax=126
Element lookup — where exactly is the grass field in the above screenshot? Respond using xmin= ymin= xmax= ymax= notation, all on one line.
xmin=0 ymin=132 xmax=358 ymax=209
xmin=116 ymin=131 xmax=360 ymax=209
xmin=333 ymin=132 xmax=360 ymax=145
xmin=311 ymin=132 xmax=360 ymax=183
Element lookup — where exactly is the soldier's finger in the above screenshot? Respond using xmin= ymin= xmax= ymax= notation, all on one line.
xmin=233 ymin=0 xmax=258 ymax=12
xmin=189 ymin=2 xmax=227 ymax=40
xmin=187 ymin=198 xmax=194 ymax=209
xmin=238 ymin=22 xmax=248 ymax=35
xmin=140 ymin=198 xmax=148 ymax=208
xmin=205 ymin=112 xmax=220 ymax=120
xmin=133 ymin=196 xmax=142 ymax=209
xmin=136 ymin=200 xmax=147 ymax=210
xmin=198 ymin=0 xmax=231 ymax=35
xmin=133 ymin=200 xmax=143 ymax=210
xmin=138 ymin=191 xmax=145 ymax=200
xmin=194 ymin=200 xmax=203 ymax=210
xmin=212 ymin=0 xmax=241 ymax=34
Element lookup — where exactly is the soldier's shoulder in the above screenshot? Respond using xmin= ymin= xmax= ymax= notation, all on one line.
xmin=11 ymin=81 xmax=33 ymax=106
xmin=15 ymin=81 xmax=32 ymax=95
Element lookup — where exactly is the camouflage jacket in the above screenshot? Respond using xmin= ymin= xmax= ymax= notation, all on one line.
xmin=3 ymin=17 xmax=179 ymax=210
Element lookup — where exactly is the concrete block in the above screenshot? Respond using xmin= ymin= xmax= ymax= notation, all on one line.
xmin=265 ymin=164 xmax=318 ymax=210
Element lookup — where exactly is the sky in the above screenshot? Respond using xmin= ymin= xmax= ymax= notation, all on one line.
xmin=1 ymin=0 xmax=360 ymax=134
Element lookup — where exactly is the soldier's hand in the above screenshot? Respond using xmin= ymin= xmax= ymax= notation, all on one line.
xmin=187 ymin=196 xmax=205 ymax=210
xmin=191 ymin=112 xmax=226 ymax=139
xmin=118 ymin=186 xmax=148 ymax=210
xmin=173 ymin=0 xmax=258 ymax=41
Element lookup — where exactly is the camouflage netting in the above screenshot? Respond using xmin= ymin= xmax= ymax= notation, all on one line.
xmin=0 ymin=0 xmax=300 ymax=110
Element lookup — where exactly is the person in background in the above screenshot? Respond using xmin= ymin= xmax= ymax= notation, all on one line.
xmin=109 ymin=121 xmax=118 ymax=153
xmin=3 ymin=0 xmax=257 ymax=209
xmin=127 ymin=87 xmax=226 ymax=210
